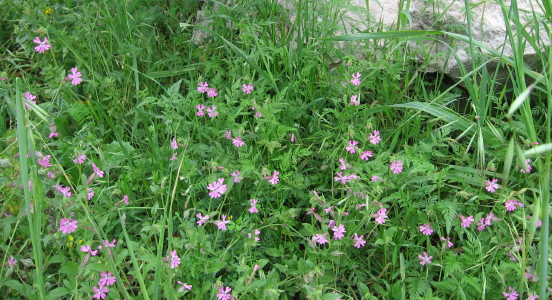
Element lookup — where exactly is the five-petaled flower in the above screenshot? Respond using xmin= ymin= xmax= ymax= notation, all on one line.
xmin=267 ymin=171 xmax=279 ymax=185
xmin=171 ymin=138 xmax=178 ymax=150
xmin=92 ymin=163 xmax=105 ymax=178
xmin=23 ymin=92 xmax=37 ymax=109
xmin=248 ymin=199 xmax=259 ymax=213
xmin=196 ymin=104 xmax=206 ymax=116
xmin=169 ymin=250 xmax=181 ymax=269
xmin=73 ymin=154 xmax=87 ymax=164
xmin=207 ymin=178 xmax=227 ymax=198
xmin=418 ymin=251 xmax=432 ymax=265
xmin=350 ymin=95 xmax=360 ymax=106
xmin=346 ymin=140 xmax=359 ymax=153
xmin=231 ymin=170 xmax=243 ymax=183
xmin=332 ymin=224 xmax=346 ymax=240
xmin=65 ymin=67 xmax=83 ymax=85
xmin=177 ymin=281 xmax=192 ymax=292
xmin=360 ymin=151 xmax=372 ymax=161
xmin=92 ymin=285 xmax=109 ymax=299
xmin=390 ymin=160 xmax=403 ymax=174
xmin=352 ymin=233 xmax=366 ymax=248
xmin=484 ymin=178 xmax=499 ymax=193
xmin=368 ymin=130 xmax=381 ymax=144
xmin=502 ymin=286 xmax=518 ymax=300
xmin=59 ymin=218 xmax=78 ymax=234
xmin=372 ymin=208 xmax=388 ymax=224
xmin=196 ymin=213 xmax=210 ymax=226
xmin=350 ymin=72 xmax=361 ymax=86
xmin=207 ymin=88 xmax=218 ymax=98
xmin=99 ymin=271 xmax=116 ymax=287
xmin=33 ymin=37 xmax=51 ymax=53
xmin=458 ymin=215 xmax=474 ymax=228
xmin=420 ymin=224 xmax=433 ymax=235
xmin=242 ymin=83 xmax=254 ymax=94
xmin=440 ymin=237 xmax=453 ymax=248
xmin=214 ymin=215 xmax=230 ymax=230
xmin=217 ymin=286 xmax=232 ymax=300
xmin=232 ymin=137 xmax=245 ymax=147
xmin=197 ymin=82 xmax=209 ymax=93
xmin=313 ymin=233 xmax=328 ymax=244
xmin=80 ymin=245 xmax=98 ymax=256
xmin=207 ymin=105 xmax=218 ymax=117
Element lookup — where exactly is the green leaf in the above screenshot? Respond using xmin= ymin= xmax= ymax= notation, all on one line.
xmin=205 ymin=261 xmax=226 ymax=273
xmin=59 ymin=261 xmax=78 ymax=277
xmin=46 ymin=287 xmax=71 ymax=299
xmin=524 ymin=143 xmax=552 ymax=157
xmin=265 ymin=248 xmax=282 ymax=257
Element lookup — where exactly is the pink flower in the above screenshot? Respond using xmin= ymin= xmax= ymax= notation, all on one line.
xmin=33 ymin=37 xmax=51 ymax=53
xmin=502 ymin=286 xmax=518 ymax=300
xmin=242 ymin=83 xmax=254 ymax=94
xmin=65 ymin=67 xmax=82 ymax=85
xmin=49 ymin=132 xmax=59 ymax=138
xmin=371 ymin=175 xmax=380 ymax=182
xmin=440 ymin=237 xmax=453 ymax=248
xmin=350 ymin=72 xmax=361 ymax=86
xmin=346 ymin=140 xmax=359 ymax=153
xmin=207 ymin=88 xmax=218 ymax=98
xmin=214 ymin=215 xmax=230 ymax=230
xmin=373 ymin=208 xmax=388 ymax=224
xmin=123 ymin=195 xmax=129 ymax=205
xmin=419 ymin=224 xmax=433 ymax=235
xmin=525 ymin=267 xmax=537 ymax=282
xmin=350 ymin=95 xmax=359 ymax=106
xmin=255 ymin=111 xmax=262 ymax=117
xmin=73 ymin=155 xmax=87 ymax=164
xmin=484 ymin=178 xmax=499 ymax=193
xmin=519 ymin=159 xmax=532 ymax=173
xmin=232 ymin=137 xmax=245 ymax=147
xmin=332 ymin=224 xmax=346 ymax=240
xmin=99 ymin=271 xmax=116 ymax=286
xmin=313 ymin=233 xmax=328 ymax=244
xmin=267 ymin=171 xmax=279 ymax=185
xmin=86 ymin=188 xmax=94 ymax=200
xmin=23 ymin=92 xmax=37 ymax=109
xmin=458 ymin=215 xmax=474 ymax=228
xmin=169 ymin=250 xmax=181 ymax=269
xmin=505 ymin=199 xmax=522 ymax=212
xmin=290 ymin=133 xmax=296 ymax=142
xmin=47 ymin=172 xmax=55 ymax=179
xmin=225 ymin=131 xmax=232 ymax=139
xmin=248 ymin=229 xmax=261 ymax=242
xmin=353 ymin=233 xmax=366 ymax=248
xmin=207 ymin=105 xmax=218 ymax=117
xmin=196 ymin=213 xmax=210 ymax=226
xmin=92 ymin=163 xmax=105 ymax=178
xmin=526 ymin=294 xmax=538 ymax=300
xmin=339 ymin=158 xmax=347 ymax=170
xmin=360 ymin=151 xmax=372 ymax=160
xmin=390 ymin=160 xmax=403 ymax=174
xmin=37 ymin=155 xmax=52 ymax=168
xmin=207 ymin=178 xmax=227 ymax=198
xmin=418 ymin=252 xmax=432 ymax=265
xmin=177 ymin=281 xmax=192 ymax=292
xmin=92 ymin=285 xmax=109 ymax=299
xmin=217 ymin=286 xmax=232 ymax=300
xmin=171 ymin=138 xmax=178 ymax=150
xmin=248 ymin=199 xmax=259 ymax=213
xmin=80 ymin=245 xmax=98 ymax=256
xmin=59 ymin=218 xmax=78 ymax=234
xmin=196 ymin=104 xmax=206 ymax=116
xmin=368 ymin=130 xmax=381 ymax=144
xmin=197 ymin=82 xmax=209 ymax=93
xmin=6 ymin=256 xmax=17 ymax=268
xmin=231 ymin=170 xmax=243 ymax=183
xmin=103 ymin=240 xmax=117 ymax=247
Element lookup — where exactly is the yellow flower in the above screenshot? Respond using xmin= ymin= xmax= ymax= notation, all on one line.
xmin=44 ymin=7 xmax=53 ymax=15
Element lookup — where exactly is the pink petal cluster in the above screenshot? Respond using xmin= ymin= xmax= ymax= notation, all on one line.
xmin=59 ymin=218 xmax=78 ymax=234
xmin=505 ymin=199 xmax=523 ymax=212
xmin=214 ymin=215 xmax=230 ymax=230
xmin=332 ymin=224 xmax=346 ymax=240
xmin=231 ymin=170 xmax=243 ymax=183
xmin=33 ymin=37 xmax=51 ymax=53
xmin=484 ymin=178 xmax=499 ymax=193
xmin=390 ymin=160 xmax=403 ymax=174
xmin=419 ymin=224 xmax=433 ymax=235
xmin=207 ymin=178 xmax=227 ymax=198
xmin=350 ymin=72 xmax=361 ymax=86
xmin=418 ymin=252 xmax=432 ymax=265
xmin=345 ymin=140 xmax=359 ymax=153
xmin=65 ymin=67 xmax=82 ymax=85
xmin=24 ymin=92 xmax=37 ymax=109
xmin=373 ymin=208 xmax=388 ymax=224
xmin=352 ymin=233 xmax=366 ymax=248
xmin=334 ymin=172 xmax=359 ymax=184
xmin=248 ymin=199 xmax=259 ymax=213
xmin=242 ymin=83 xmax=254 ymax=94
xmin=196 ymin=213 xmax=210 ymax=226
xmin=169 ymin=250 xmax=181 ymax=269
xmin=217 ymin=286 xmax=232 ymax=300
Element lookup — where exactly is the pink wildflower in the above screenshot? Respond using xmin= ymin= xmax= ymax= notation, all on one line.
xmin=242 ymin=83 xmax=254 ymax=94
xmin=103 ymin=240 xmax=116 ymax=247
xmin=232 ymin=137 xmax=245 ymax=147
xmin=350 ymin=95 xmax=359 ymax=106
xmin=99 ymin=271 xmax=116 ymax=286
xmin=332 ymin=224 xmax=346 ymax=240
xmin=350 ymin=72 xmax=361 ymax=86
xmin=59 ymin=218 xmax=78 ymax=234
xmin=171 ymin=138 xmax=178 ymax=150
xmin=80 ymin=245 xmax=98 ymax=256
xmin=255 ymin=111 xmax=262 ymax=117
xmin=206 ymin=88 xmax=218 ymax=98
xmin=248 ymin=199 xmax=259 ymax=213
xmin=505 ymin=199 xmax=522 ymax=212
xmin=214 ymin=215 xmax=230 ymax=230
xmin=23 ymin=92 xmax=37 ymax=109
xmin=290 ymin=133 xmax=296 ymax=142
xmin=484 ymin=178 xmax=499 ymax=193
xmin=37 ymin=155 xmax=52 ymax=168
xmin=217 ymin=286 xmax=232 ymax=300
xmin=196 ymin=104 xmax=206 ymax=116
xmin=231 ymin=170 xmax=243 ymax=183
xmin=47 ymin=172 xmax=55 ymax=179
xmin=360 ymin=150 xmax=372 ymax=160
xmin=502 ymin=286 xmax=518 ymax=300
xmin=353 ymin=233 xmax=366 ymax=248
xmin=519 ymin=159 xmax=532 ymax=173
xmin=418 ymin=252 xmax=432 ymax=265
xmin=525 ymin=267 xmax=537 ymax=282
xmin=390 ymin=160 xmax=403 ymax=174
xmin=458 ymin=215 xmax=474 ymax=228
xmin=197 ymin=82 xmax=209 ymax=93
xmin=92 ymin=163 xmax=105 ymax=178
xmin=207 ymin=178 xmax=227 ymax=198
xmin=339 ymin=158 xmax=347 ymax=170
xmin=123 ymin=195 xmax=129 ymax=205
xmin=206 ymin=105 xmax=218 ymax=117
xmin=196 ymin=213 xmax=210 ymax=226
xmin=177 ymin=281 xmax=192 ymax=292
xmin=33 ymin=37 xmax=51 ymax=53
xmin=169 ymin=250 xmax=181 ymax=269
xmin=92 ymin=286 xmax=109 ymax=299
xmin=373 ymin=208 xmax=388 ymax=224
xmin=313 ymin=233 xmax=328 ymax=244
xmin=65 ymin=67 xmax=82 ymax=85
xmin=346 ymin=140 xmax=359 ymax=153
xmin=267 ymin=171 xmax=279 ymax=185
xmin=73 ymin=154 xmax=87 ymax=164
xmin=86 ymin=188 xmax=94 ymax=200
xmin=169 ymin=153 xmax=178 ymax=161
xmin=225 ymin=131 xmax=232 ymax=139
xmin=419 ymin=224 xmax=433 ymax=235
xmin=440 ymin=237 xmax=453 ymax=247
xmin=368 ymin=130 xmax=381 ymax=144
xmin=371 ymin=175 xmax=380 ymax=182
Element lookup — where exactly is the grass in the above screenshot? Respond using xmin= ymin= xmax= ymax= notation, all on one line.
xmin=0 ymin=0 xmax=550 ymax=299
